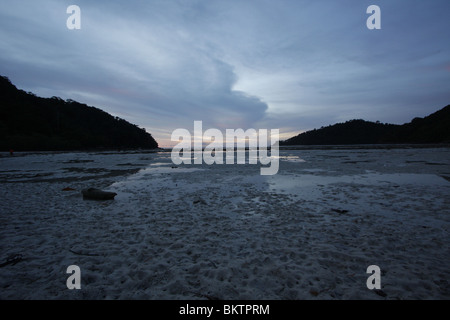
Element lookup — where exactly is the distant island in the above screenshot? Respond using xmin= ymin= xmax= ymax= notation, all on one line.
xmin=0 ymin=76 xmax=158 ymax=151
xmin=281 ymin=104 xmax=450 ymax=146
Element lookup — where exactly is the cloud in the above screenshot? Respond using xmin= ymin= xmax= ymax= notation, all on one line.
xmin=1 ymin=0 xmax=449 ymax=146
xmin=1 ymin=0 xmax=271 ymax=146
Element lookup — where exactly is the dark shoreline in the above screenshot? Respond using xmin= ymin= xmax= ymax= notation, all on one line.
xmin=278 ymin=143 xmax=450 ymax=150
xmin=2 ymin=144 xmax=450 ymax=158
xmin=0 ymin=148 xmax=168 ymax=158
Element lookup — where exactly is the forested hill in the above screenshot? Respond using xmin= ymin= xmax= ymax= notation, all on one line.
xmin=281 ymin=105 xmax=450 ymax=146
xmin=0 ymin=76 xmax=158 ymax=151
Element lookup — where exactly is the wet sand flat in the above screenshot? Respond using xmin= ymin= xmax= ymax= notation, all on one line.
xmin=0 ymin=147 xmax=449 ymax=299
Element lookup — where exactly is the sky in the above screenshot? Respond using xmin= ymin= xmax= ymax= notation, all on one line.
xmin=1 ymin=0 xmax=449 ymax=147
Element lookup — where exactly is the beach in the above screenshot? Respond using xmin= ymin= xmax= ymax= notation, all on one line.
xmin=0 ymin=147 xmax=449 ymax=299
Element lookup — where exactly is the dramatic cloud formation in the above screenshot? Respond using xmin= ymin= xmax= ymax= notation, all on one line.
xmin=1 ymin=0 xmax=449 ymax=146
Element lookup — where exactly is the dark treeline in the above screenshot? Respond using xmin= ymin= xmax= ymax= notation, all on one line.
xmin=0 ymin=76 xmax=158 ymax=151
xmin=281 ymin=104 xmax=450 ymax=146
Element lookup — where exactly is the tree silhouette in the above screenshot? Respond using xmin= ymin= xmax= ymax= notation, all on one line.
xmin=0 ymin=75 xmax=158 ymax=151
xmin=281 ymin=105 xmax=450 ymax=145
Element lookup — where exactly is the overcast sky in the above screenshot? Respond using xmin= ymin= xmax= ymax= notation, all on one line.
xmin=1 ymin=0 xmax=449 ymax=146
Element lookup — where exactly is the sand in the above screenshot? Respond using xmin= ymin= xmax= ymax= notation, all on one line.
xmin=0 ymin=147 xmax=449 ymax=299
